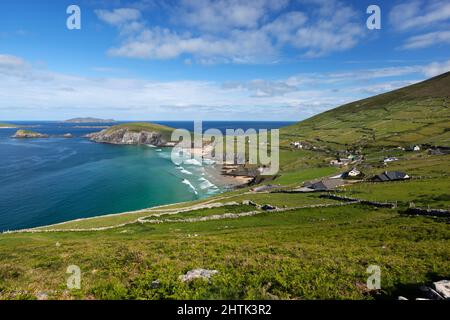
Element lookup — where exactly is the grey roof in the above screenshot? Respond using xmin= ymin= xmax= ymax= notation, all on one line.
xmin=373 ymin=171 xmax=408 ymax=181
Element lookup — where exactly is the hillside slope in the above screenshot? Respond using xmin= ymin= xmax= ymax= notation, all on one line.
xmin=281 ymin=72 xmax=450 ymax=149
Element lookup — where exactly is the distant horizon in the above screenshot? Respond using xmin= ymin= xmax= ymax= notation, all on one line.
xmin=1 ymin=119 xmax=299 ymax=123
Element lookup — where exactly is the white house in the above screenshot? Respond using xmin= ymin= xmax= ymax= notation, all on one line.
xmin=291 ymin=141 xmax=303 ymax=149
xmin=384 ymin=157 xmax=399 ymax=163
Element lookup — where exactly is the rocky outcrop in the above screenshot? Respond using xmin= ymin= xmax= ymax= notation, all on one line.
xmin=12 ymin=130 xmax=49 ymax=138
xmin=179 ymin=269 xmax=219 ymax=282
xmin=86 ymin=128 xmax=169 ymax=146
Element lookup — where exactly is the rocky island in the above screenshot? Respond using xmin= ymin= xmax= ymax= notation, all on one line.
xmin=0 ymin=122 xmax=19 ymax=129
xmin=65 ymin=117 xmax=116 ymax=123
xmin=12 ymin=130 xmax=49 ymax=138
xmin=86 ymin=122 xmax=175 ymax=147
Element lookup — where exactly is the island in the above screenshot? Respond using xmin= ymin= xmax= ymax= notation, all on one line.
xmin=86 ymin=122 xmax=175 ymax=146
xmin=0 ymin=122 xmax=19 ymax=129
xmin=12 ymin=129 xmax=49 ymax=138
xmin=65 ymin=117 xmax=116 ymax=123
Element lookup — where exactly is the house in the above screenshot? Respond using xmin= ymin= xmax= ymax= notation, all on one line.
xmin=371 ymin=171 xmax=410 ymax=182
xmin=342 ymin=168 xmax=362 ymax=179
xmin=406 ymin=145 xmax=421 ymax=152
xmin=330 ymin=158 xmax=351 ymax=166
xmin=303 ymin=178 xmax=346 ymax=191
xmin=330 ymin=168 xmax=363 ymax=179
xmin=290 ymin=141 xmax=303 ymax=149
xmin=428 ymin=146 xmax=450 ymax=155
xmin=383 ymin=157 xmax=399 ymax=163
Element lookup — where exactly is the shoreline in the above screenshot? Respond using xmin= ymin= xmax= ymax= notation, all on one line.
xmin=2 ymin=159 xmax=252 ymax=234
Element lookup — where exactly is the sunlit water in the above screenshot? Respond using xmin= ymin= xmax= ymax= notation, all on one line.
xmin=0 ymin=121 xmax=293 ymax=231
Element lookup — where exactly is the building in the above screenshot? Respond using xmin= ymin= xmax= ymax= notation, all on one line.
xmin=384 ymin=157 xmax=399 ymax=163
xmin=290 ymin=141 xmax=303 ymax=149
xmin=371 ymin=171 xmax=410 ymax=182
xmin=303 ymin=178 xmax=346 ymax=191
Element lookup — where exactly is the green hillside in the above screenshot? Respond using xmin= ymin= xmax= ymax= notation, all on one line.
xmin=281 ymin=72 xmax=450 ymax=149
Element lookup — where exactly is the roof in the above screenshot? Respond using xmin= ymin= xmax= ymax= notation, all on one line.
xmin=304 ymin=179 xmax=346 ymax=191
xmin=372 ymin=171 xmax=409 ymax=182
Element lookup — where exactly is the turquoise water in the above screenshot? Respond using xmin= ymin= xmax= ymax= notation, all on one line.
xmin=0 ymin=121 xmax=293 ymax=231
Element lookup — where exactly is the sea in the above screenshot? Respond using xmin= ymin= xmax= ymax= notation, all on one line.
xmin=0 ymin=121 xmax=294 ymax=231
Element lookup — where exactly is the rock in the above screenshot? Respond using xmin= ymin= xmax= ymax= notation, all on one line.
xmin=36 ymin=292 xmax=48 ymax=300
xmin=433 ymin=280 xmax=450 ymax=299
xmin=261 ymin=204 xmax=277 ymax=211
xmin=179 ymin=269 xmax=219 ymax=283
xmin=398 ymin=296 xmax=408 ymax=300
xmin=151 ymin=280 xmax=160 ymax=289
xmin=86 ymin=128 xmax=168 ymax=146
xmin=12 ymin=130 xmax=49 ymax=138
xmin=420 ymin=285 xmax=444 ymax=300
xmin=242 ymin=200 xmax=257 ymax=206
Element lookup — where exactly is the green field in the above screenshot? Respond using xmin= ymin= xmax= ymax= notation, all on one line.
xmin=1 ymin=73 xmax=449 ymax=300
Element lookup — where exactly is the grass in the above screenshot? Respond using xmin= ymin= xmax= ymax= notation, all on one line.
xmin=105 ymin=122 xmax=176 ymax=141
xmin=0 ymin=205 xmax=448 ymax=300
xmin=339 ymin=178 xmax=450 ymax=209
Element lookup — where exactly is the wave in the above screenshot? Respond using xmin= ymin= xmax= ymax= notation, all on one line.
xmin=199 ymin=178 xmax=216 ymax=190
xmin=177 ymin=166 xmax=193 ymax=175
xmin=184 ymin=158 xmax=202 ymax=166
xmin=181 ymin=179 xmax=198 ymax=195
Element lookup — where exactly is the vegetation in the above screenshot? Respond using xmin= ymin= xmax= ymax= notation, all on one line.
xmin=0 ymin=122 xmax=19 ymax=128
xmin=0 ymin=73 xmax=449 ymax=300
xmin=104 ymin=122 xmax=176 ymax=141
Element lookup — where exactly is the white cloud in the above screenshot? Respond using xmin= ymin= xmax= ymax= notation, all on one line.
xmin=2 ymin=54 xmax=448 ymax=121
xmin=0 ymin=54 xmax=27 ymax=69
xmin=97 ymin=0 xmax=364 ymax=63
xmin=401 ymin=31 xmax=450 ymax=49
xmin=390 ymin=0 xmax=450 ymax=31
xmin=95 ymin=8 xmax=141 ymax=26
xmin=422 ymin=59 xmax=450 ymax=77
xmin=172 ymin=0 xmax=289 ymax=32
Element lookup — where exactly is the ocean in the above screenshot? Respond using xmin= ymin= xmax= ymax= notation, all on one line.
xmin=0 ymin=121 xmax=293 ymax=231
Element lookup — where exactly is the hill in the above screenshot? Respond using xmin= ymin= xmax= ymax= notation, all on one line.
xmin=281 ymin=72 xmax=450 ymax=150
xmin=87 ymin=122 xmax=176 ymax=146
xmin=65 ymin=117 xmax=116 ymax=123
xmin=0 ymin=122 xmax=19 ymax=128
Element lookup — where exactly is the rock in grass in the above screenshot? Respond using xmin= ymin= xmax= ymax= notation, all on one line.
xmin=179 ymin=269 xmax=219 ymax=283
xmin=261 ymin=204 xmax=277 ymax=211
xmin=420 ymin=285 xmax=444 ymax=300
xmin=433 ymin=280 xmax=450 ymax=299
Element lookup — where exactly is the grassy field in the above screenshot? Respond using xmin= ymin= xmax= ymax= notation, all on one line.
xmin=0 ymin=74 xmax=449 ymax=300
xmin=0 ymin=204 xmax=448 ymax=300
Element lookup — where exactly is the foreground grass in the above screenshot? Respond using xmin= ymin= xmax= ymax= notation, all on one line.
xmin=0 ymin=205 xmax=448 ymax=300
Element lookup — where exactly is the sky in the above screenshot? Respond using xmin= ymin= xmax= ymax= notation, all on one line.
xmin=0 ymin=0 xmax=449 ymax=121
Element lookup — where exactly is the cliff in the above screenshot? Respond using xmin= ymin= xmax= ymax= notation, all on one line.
xmin=86 ymin=122 xmax=175 ymax=146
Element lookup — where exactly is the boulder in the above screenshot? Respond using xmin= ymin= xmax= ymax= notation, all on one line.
xmin=179 ymin=269 xmax=219 ymax=283
xmin=433 ymin=280 xmax=450 ymax=299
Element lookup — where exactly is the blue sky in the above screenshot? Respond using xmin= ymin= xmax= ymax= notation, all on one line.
xmin=1 ymin=0 xmax=449 ymax=120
